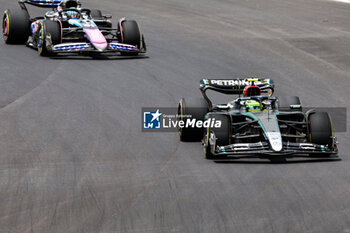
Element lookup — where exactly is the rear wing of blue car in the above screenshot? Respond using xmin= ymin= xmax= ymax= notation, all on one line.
xmin=19 ymin=0 xmax=62 ymax=8
xmin=200 ymin=78 xmax=275 ymax=108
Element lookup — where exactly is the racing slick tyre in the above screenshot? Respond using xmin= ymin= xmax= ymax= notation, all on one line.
xmin=3 ymin=9 xmax=30 ymax=44
xmin=38 ymin=20 xmax=61 ymax=56
xmin=277 ymin=96 xmax=302 ymax=111
xmin=120 ymin=20 xmax=141 ymax=56
xmin=178 ymin=98 xmax=209 ymax=142
xmin=90 ymin=9 xmax=103 ymax=20
xmin=141 ymin=34 xmax=147 ymax=52
xmin=308 ymin=112 xmax=334 ymax=157
xmin=204 ymin=114 xmax=231 ymax=159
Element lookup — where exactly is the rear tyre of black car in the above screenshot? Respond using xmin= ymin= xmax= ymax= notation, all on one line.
xmin=178 ymin=98 xmax=209 ymax=142
xmin=204 ymin=114 xmax=231 ymax=159
xmin=38 ymin=20 xmax=61 ymax=56
xmin=3 ymin=9 xmax=30 ymax=44
xmin=120 ymin=20 xmax=141 ymax=56
xmin=308 ymin=112 xmax=334 ymax=157
xmin=277 ymin=96 xmax=301 ymax=111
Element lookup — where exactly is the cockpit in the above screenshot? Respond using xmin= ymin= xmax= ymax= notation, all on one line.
xmin=226 ymin=86 xmax=277 ymax=112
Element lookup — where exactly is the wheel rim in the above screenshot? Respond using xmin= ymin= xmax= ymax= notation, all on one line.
xmin=38 ymin=28 xmax=43 ymax=48
xmin=178 ymin=100 xmax=184 ymax=138
xmin=3 ymin=18 xmax=7 ymax=35
xmin=3 ymin=15 xmax=9 ymax=40
xmin=204 ymin=127 xmax=210 ymax=156
xmin=38 ymin=25 xmax=45 ymax=54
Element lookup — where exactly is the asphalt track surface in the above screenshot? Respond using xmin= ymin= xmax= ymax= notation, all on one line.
xmin=0 ymin=0 xmax=350 ymax=232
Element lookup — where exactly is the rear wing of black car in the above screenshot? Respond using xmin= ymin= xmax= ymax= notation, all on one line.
xmin=200 ymin=78 xmax=275 ymax=108
xmin=200 ymin=78 xmax=274 ymax=94
xmin=19 ymin=0 xmax=62 ymax=9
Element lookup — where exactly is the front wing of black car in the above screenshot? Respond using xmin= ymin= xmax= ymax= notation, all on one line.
xmin=205 ymin=141 xmax=338 ymax=158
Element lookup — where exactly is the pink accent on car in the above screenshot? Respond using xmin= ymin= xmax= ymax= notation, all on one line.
xmin=3 ymin=18 xmax=8 ymax=35
xmin=119 ymin=17 xmax=126 ymax=43
xmin=31 ymin=22 xmax=39 ymax=35
xmin=56 ymin=19 xmax=63 ymax=43
xmin=84 ymin=28 xmax=108 ymax=51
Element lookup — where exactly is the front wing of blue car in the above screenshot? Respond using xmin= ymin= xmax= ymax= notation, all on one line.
xmin=50 ymin=42 xmax=145 ymax=53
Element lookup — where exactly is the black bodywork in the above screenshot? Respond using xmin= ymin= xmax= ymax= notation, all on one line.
xmin=199 ymin=79 xmax=338 ymax=159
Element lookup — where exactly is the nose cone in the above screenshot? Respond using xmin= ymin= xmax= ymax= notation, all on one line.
xmin=94 ymin=42 xmax=108 ymax=51
xmin=84 ymin=29 xmax=108 ymax=51
xmin=267 ymin=132 xmax=283 ymax=152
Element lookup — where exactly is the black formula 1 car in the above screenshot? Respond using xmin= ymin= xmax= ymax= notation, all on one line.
xmin=178 ymin=78 xmax=338 ymax=160
xmin=2 ymin=0 xmax=146 ymax=56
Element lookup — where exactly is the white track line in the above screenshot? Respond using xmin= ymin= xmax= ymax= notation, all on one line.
xmin=332 ymin=0 xmax=350 ymax=3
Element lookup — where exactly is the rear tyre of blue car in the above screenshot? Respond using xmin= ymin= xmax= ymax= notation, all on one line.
xmin=178 ymin=98 xmax=209 ymax=142
xmin=90 ymin=9 xmax=103 ymax=20
xmin=38 ymin=20 xmax=61 ymax=56
xmin=2 ymin=9 xmax=30 ymax=44
xmin=120 ymin=20 xmax=141 ymax=56
xmin=308 ymin=112 xmax=334 ymax=157
xmin=204 ymin=114 xmax=231 ymax=159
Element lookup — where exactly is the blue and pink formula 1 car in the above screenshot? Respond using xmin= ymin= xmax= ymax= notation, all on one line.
xmin=2 ymin=0 xmax=146 ymax=56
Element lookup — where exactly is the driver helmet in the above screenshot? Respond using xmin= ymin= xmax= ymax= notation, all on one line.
xmin=243 ymin=86 xmax=261 ymax=97
xmin=245 ymin=100 xmax=261 ymax=112
xmin=243 ymin=86 xmax=262 ymax=112
xmin=59 ymin=0 xmax=81 ymax=9
xmin=66 ymin=10 xmax=80 ymax=19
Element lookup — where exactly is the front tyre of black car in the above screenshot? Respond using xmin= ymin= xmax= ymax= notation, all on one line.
xmin=204 ymin=114 xmax=231 ymax=160
xmin=308 ymin=112 xmax=334 ymax=157
xmin=178 ymin=98 xmax=209 ymax=142
xmin=204 ymin=127 xmax=215 ymax=159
